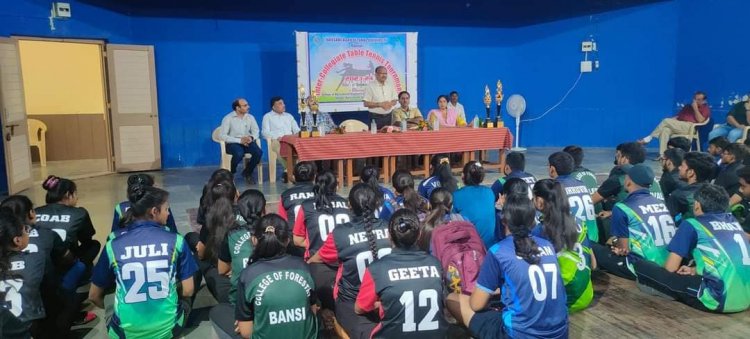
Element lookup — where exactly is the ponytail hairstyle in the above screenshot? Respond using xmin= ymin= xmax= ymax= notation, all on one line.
xmin=430 ymin=154 xmax=458 ymax=193
xmin=205 ymin=181 xmax=239 ymax=262
xmin=532 ymin=179 xmax=578 ymax=252
xmin=0 ymin=195 xmax=34 ymax=225
xmin=200 ymin=169 xmax=233 ymax=211
xmin=127 ymin=174 xmax=155 ymax=202
xmin=248 ymin=214 xmax=290 ymax=264
xmin=360 ymin=166 xmax=385 ymax=207
xmin=313 ymin=171 xmax=338 ymax=214
xmin=119 ymin=186 xmax=170 ymax=228
xmin=236 ymin=189 xmax=266 ymax=231
xmin=420 ymin=187 xmax=453 ymax=251
xmin=389 ymin=209 xmax=421 ymax=249
xmin=42 ymin=175 xmax=76 ymax=204
xmin=293 ymin=161 xmax=317 ymax=183
xmin=462 ymin=161 xmax=485 ymax=186
xmin=391 ymin=170 xmax=428 ymax=214
xmin=503 ymin=194 xmax=541 ymax=265
xmin=0 ymin=208 xmax=24 ymax=284
xmin=349 ymin=183 xmax=380 ymax=260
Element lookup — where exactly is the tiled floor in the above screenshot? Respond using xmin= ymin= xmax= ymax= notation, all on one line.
xmin=18 ymin=147 xmax=665 ymax=338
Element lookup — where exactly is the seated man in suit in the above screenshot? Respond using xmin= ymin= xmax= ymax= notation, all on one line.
xmin=219 ymin=98 xmax=262 ymax=184
xmin=638 ymin=91 xmax=710 ymax=155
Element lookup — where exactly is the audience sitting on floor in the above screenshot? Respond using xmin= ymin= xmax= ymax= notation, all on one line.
xmin=5 ymin=137 xmax=750 ymax=339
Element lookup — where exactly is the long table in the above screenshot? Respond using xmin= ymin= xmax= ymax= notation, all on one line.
xmin=281 ymin=127 xmax=513 ymax=186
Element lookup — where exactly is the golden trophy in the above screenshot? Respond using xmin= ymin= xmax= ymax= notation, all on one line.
xmin=310 ymin=91 xmax=320 ymax=137
xmin=298 ymin=84 xmax=310 ymax=138
xmin=483 ymin=85 xmax=494 ymax=128
xmin=495 ymin=80 xmax=504 ymax=128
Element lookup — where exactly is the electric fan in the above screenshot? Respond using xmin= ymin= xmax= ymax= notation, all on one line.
xmin=506 ymin=94 xmax=527 ymax=151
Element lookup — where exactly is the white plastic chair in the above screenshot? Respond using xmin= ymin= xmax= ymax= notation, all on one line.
xmin=340 ymin=119 xmax=369 ymax=132
xmin=672 ymin=118 xmax=710 ymax=151
xmin=27 ymin=119 xmax=47 ymax=166
xmin=212 ymin=127 xmax=264 ymax=183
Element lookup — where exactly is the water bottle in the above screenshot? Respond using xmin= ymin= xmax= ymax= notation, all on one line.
xmin=400 ymin=118 xmax=407 ymax=132
xmin=472 ymin=115 xmax=479 ymax=128
xmin=370 ymin=119 xmax=377 ymax=134
xmin=434 ymin=118 xmax=440 ymax=131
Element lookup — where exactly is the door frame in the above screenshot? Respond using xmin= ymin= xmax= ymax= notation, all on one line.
xmin=11 ymin=35 xmax=115 ymax=174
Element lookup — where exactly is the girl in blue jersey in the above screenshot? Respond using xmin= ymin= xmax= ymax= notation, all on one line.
xmin=391 ymin=170 xmax=429 ymax=219
xmin=418 ymin=154 xmax=458 ymax=200
xmin=360 ymin=166 xmax=396 ymax=221
xmin=453 ymin=161 xmax=497 ymax=248
xmin=447 ymin=194 xmax=568 ymax=339
xmin=90 ymin=186 xmax=197 ymax=339
xmin=111 ymin=174 xmax=177 ymax=233
xmin=496 ymin=177 xmax=534 ymax=241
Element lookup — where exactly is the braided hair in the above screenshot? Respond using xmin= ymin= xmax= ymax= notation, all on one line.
xmin=392 ymin=170 xmax=428 ymax=214
xmin=420 ymin=187 xmax=453 ymax=251
xmin=360 ymin=166 xmax=385 ymax=207
xmin=503 ymin=194 xmax=541 ymax=265
xmin=349 ymin=183 xmax=380 ymax=260
xmin=235 ymin=189 xmax=266 ymax=231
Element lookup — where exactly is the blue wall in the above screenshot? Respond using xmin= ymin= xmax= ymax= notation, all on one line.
xmin=4 ymin=0 xmax=739 ymax=169
xmin=674 ymin=0 xmax=750 ymax=125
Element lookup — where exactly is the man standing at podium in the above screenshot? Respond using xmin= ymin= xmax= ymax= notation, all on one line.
xmin=363 ymin=66 xmax=398 ymax=129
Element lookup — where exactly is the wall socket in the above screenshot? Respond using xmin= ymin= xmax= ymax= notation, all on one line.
xmin=581 ymin=41 xmax=593 ymax=52
xmin=54 ymin=2 xmax=71 ymax=18
xmin=580 ymin=60 xmax=593 ymax=73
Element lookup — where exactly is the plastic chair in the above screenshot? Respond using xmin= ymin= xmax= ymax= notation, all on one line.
xmin=340 ymin=119 xmax=369 ymax=132
xmin=212 ymin=127 xmax=264 ymax=183
xmin=27 ymin=119 xmax=47 ymax=166
xmin=672 ymin=118 xmax=710 ymax=151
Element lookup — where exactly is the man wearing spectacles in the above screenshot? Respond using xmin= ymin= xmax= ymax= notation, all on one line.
xmin=363 ymin=66 xmax=398 ymax=130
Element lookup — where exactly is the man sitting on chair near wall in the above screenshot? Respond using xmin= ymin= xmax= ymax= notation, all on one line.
xmin=638 ymin=91 xmax=710 ymax=155
xmin=262 ymin=96 xmax=300 ymax=183
xmin=220 ymin=98 xmax=262 ymax=184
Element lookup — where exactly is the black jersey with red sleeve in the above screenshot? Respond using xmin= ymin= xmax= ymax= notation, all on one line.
xmin=293 ymin=195 xmax=352 ymax=260
xmin=278 ymin=183 xmax=315 ymax=227
xmin=316 ymin=217 xmax=391 ymax=302
xmin=356 ymin=248 xmax=447 ymax=339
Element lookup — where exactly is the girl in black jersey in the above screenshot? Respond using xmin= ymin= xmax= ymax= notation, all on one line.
xmin=356 ymin=209 xmax=447 ymax=339
xmin=391 ymin=170 xmax=429 ymax=219
xmin=309 ymin=183 xmax=392 ymax=339
xmin=1 ymin=196 xmax=75 ymax=338
xmin=0 ymin=208 xmax=31 ymax=339
xmin=293 ymin=171 xmax=351 ymax=332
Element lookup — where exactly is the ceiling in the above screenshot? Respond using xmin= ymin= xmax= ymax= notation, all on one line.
xmin=77 ymin=0 xmax=668 ymax=27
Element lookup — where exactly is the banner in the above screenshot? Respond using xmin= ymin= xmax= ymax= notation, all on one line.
xmin=296 ymin=32 xmax=418 ymax=113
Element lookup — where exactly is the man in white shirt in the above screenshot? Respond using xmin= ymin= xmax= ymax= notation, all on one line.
xmin=448 ymin=91 xmax=467 ymax=124
xmin=219 ymin=98 xmax=262 ymax=184
xmin=363 ymin=66 xmax=398 ymax=129
xmin=262 ymin=96 xmax=300 ymax=183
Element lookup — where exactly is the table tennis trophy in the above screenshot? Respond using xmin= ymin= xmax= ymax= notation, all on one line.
xmin=310 ymin=91 xmax=321 ymax=137
xmin=483 ymin=85 xmax=494 ymax=128
xmin=495 ymin=80 xmax=504 ymax=128
xmin=298 ymin=84 xmax=310 ymax=138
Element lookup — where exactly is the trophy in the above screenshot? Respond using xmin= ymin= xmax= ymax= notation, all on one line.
xmin=495 ymin=80 xmax=504 ymax=128
xmin=483 ymin=85 xmax=494 ymax=128
xmin=310 ymin=91 xmax=320 ymax=137
xmin=298 ymin=84 xmax=310 ymax=138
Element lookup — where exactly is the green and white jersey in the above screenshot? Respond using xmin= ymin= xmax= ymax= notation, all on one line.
xmin=557 ymin=221 xmax=593 ymax=312
xmin=236 ymin=255 xmax=318 ymax=339
xmin=92 ymin=221 xmax=198 ymax=339
xmin=670 ymin=214 xmax=750 ymax=313
xmin=572 ymin=167 xmax=598 ymax=196
xmin=611 ymin=190 xmax=674 ymax=273
xmin=218 ymin=226 xmax=254 ymax=304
